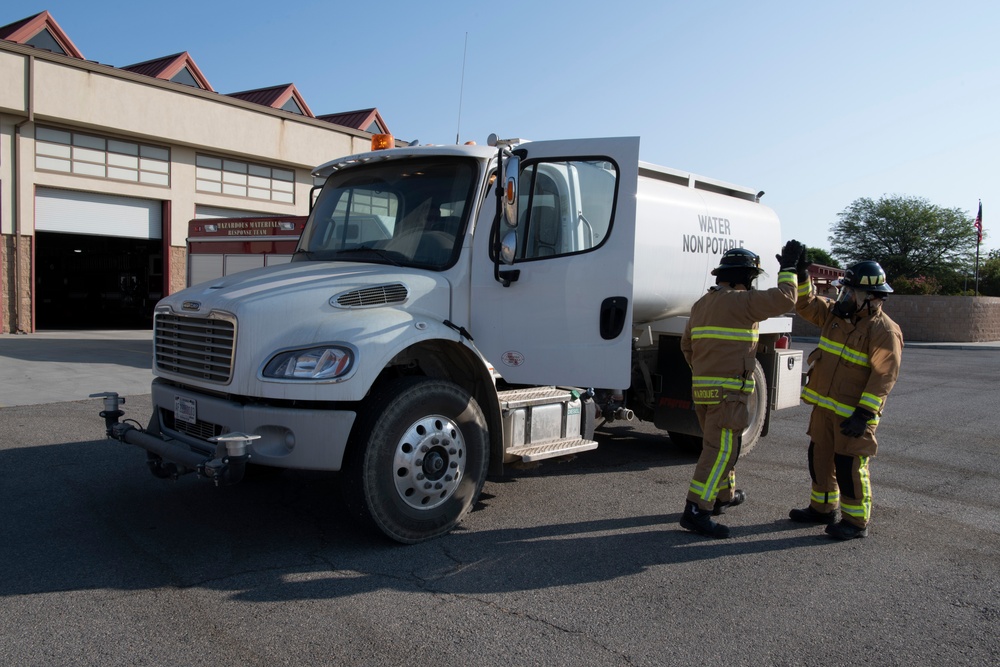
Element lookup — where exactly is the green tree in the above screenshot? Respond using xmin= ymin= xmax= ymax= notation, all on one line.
xmin=977 ymin=249 xmax=1000 ymax=296
xmin=829 ymin=195 xmax=978 ymax=283
xmin=805 ymin=247 xmax=840 ymax=268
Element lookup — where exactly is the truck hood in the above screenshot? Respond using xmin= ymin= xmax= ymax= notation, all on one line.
xmin=155 ymin=261 xmax=454 ymax=399
xmin=160 ymin=261 xmax=450 ymax=320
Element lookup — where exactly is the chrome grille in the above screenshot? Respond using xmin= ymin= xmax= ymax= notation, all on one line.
xmin=155 ymin=313 xmax=236 ymax=383
xmin=160 ymin=408 xmax=224 ymax=441
xmin=335 ymin=283 xmax=408 ymax=308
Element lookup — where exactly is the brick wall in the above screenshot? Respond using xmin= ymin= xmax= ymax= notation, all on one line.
xmin=791 ymin=295 xmax=1000 ymax=342
xmin=169 ymin=246 xmax=187 ymax=296
xmin=1 ymin=234 xmax=33 ymax=334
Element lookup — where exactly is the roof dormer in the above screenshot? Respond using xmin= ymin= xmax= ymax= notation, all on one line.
xmin=120 ymin=51 xmax=214 ymax=91
xmin=227 ymin=83 xmax=314 ymax=117
xmin=317 ymin=108 xmax=391 ymax=135
xmin=0 ymin=10 xmax=84 ymax=58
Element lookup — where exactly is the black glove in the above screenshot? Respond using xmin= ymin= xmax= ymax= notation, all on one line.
xmin=777 ymin=239 xmax=805 ymax=271
xmin=840 ymin=408 xmax=874 ymax=437
xmin=796 ymin=247 xmax=810 ymax=283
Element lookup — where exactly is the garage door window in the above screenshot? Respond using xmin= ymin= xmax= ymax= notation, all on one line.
xmin=35 ymin=126 xmax=170 ymax=186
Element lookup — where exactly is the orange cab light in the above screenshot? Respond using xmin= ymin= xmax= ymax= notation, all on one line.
xmin=371 ymin=133 xmax=394 ymax=151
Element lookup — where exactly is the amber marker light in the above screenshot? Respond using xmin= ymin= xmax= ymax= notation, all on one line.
xmin=371 ymin=133 xmax=394 ymax=150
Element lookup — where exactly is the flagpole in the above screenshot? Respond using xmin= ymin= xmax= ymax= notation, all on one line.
xmin=975 ymin=240 xmax=980 ymax=297
xmin=974 ymin=199 xmax=982 ymax=297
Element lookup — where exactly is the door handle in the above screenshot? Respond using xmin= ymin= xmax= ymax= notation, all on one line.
xmin=599 ymin=296 xmax=628 ymax=340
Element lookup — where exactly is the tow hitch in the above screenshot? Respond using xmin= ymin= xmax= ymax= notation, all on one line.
xmin=91 ymin=392 xmax=259 ymax=486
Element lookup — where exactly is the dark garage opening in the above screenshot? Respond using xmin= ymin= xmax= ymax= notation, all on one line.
xmin=35 ymin=232 xmax=162 ymax=330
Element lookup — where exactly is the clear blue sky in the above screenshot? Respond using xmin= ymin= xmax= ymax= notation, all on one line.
xmin=9 ymin=1 xmax=999 ymax=257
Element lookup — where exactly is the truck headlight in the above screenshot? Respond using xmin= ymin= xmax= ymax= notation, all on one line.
xmin=262 ymin=345 xmax=355 ymax=380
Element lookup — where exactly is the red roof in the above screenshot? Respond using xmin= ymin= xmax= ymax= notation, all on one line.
xmin=227 ymin=83 xmax=314 ymax=117
xmin=1 ymin=11 xmax=394 ymax=133
xmin=0 ymin=10 xmax=84 ymax=59
xmin=317 ymin=108 xmax=390 ymax=134
xmin=120 ymin=51 xmax=214 ymax=91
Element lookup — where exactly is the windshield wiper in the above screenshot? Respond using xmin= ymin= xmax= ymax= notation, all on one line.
xmin=334 ymin=245 xmax=402 ymax=266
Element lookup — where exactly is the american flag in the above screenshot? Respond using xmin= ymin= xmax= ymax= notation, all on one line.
xmin=974 ymin=201 xmax=983 ymax=244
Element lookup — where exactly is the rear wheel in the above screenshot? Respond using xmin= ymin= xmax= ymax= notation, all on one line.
xmin=668 ymin=359 xmax=768 ymax=455
xmin=342 ymin=377 xmax=489 ymax=544
xmin=740 ymin=360 xmax=767 ymax=455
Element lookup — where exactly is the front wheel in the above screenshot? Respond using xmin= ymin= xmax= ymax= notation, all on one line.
xmin=342 ymin=377 xmax=489 ymax=544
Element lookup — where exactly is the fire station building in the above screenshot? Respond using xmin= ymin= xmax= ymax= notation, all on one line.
xmin=1 ymin=10 xmax=392 ymax=332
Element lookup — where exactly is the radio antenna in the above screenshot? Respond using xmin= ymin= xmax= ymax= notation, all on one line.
xmin=456 ymin=32 xmax=468 ymax=145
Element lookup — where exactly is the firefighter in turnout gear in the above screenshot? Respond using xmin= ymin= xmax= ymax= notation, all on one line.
xmin=790 ymin=259 xmax=903 ymax=540
xmin=679 ymin=242 xmax=801 ymax=538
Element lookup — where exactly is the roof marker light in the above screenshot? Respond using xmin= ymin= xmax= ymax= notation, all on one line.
xmin=371 ymin=133 xmax=394 ymax=151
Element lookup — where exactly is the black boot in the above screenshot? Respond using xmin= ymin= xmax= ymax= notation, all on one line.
xmin=825 ymin=519 xmax=868 ymax=540
xmin=789 ymin=506 xmax=837 ymax=525
xmin=713 ymin=489 xmax=746 ymax=515
xmin=680 ymin=501 xmax=731 ymax=539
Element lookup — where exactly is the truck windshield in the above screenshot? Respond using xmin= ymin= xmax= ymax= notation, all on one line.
xmin=296 ymin=157 xmax=478 ymax=270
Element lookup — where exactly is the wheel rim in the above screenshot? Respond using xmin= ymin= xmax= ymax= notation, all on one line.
xmin=392 ymin=414 xmax=465 ymax=510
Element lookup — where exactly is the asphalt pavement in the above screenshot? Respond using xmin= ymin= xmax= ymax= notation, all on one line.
xmin=0 ymin=330 xmax=153 ymax=408
xmin=1 ymin=329 xmax=999 ymax=408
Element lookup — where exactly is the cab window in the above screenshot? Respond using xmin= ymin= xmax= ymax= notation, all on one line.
xmin=515 ymin=159 xmax=618 ymax=261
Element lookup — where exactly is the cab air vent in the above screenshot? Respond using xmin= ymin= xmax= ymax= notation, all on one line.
xmin=334 ymin=283 xmax=408 ymax=308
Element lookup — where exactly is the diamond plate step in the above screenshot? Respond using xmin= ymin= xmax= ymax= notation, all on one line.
xmin=505 ymin=437 xmax=598 ymax=462
xmin=499 ymin=386 xmax=577 ymax=410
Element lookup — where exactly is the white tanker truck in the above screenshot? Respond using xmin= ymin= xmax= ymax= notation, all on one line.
xmin=94 ymin=134 xmax=802 ymax=543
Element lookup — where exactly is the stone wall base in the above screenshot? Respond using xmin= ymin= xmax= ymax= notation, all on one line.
xmin=791 ymin=295 xmax=1000 ymax=342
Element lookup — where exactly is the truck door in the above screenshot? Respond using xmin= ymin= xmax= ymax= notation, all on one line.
xmin=469 ymin=137 xmax=640 ymax=389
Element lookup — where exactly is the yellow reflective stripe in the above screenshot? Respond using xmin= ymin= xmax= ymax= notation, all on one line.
xmin=778 ymin=270 xmax=797 ymax=286
xmin=839 ymin=457 xmax=872 ymax=521
xmin=801 ymin=387 xmax=854 ymax=418
xmin=798 ymin=281 xmax=812 ymax=297
xmin=840 ymin=502 xmax=867 ymax=518
xmin=692 ymin=376 xmax=755 ymax=392
xmin=859 ymin=392 xmax=883 ymax=413
xmin=811 ymin=489 xmax=840 ymax=505
xmin=700 ymin=428 xmax=735 ymax=502
xmin=860 ymin=456 xmax=872 ymax=519
xmin=818 ymin=336 xmax=871 ymax=367
xmin=803 ymin=387 xmax=883 ymax=423
xmin=691 ymin=326 xmax=759 ymax=343
xmin=689 ymin=479 xmax=707 ymax=495
xmin=716 ymin=470 xmax=736 ymax=492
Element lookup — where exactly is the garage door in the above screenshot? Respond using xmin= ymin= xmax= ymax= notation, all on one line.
xmin=35 ymin=188 xmax=162 ymax=239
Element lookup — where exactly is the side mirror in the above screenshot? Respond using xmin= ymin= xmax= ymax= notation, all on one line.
xmin=502 ymin=155 xmax=519 ymax=228
xmin=499 ymin=230 xmax=517 ymax=265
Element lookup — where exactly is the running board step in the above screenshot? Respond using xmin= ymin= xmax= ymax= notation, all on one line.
xmin=498 ymin=386 xmax=596 ymax=462
xmin=505 ymin=437 xmax=598 ymax=462
xmin=499 ymin=386 xmax=578 ymax=409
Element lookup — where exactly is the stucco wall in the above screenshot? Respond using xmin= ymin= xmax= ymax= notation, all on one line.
xmin=792 ymin=295 xmax=1000 ymax=343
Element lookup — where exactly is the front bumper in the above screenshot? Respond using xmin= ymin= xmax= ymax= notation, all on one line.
xmin=151 ymin=379 xmax=357 ymax=471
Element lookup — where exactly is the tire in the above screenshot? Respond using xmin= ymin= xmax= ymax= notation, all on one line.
xmin=739 ymin=359 xmax=767 ymax=455
xmin=342 ymin=377 xmax=489 ymax=544
xmin=668 ymin=359 xmax=768 ymax=456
